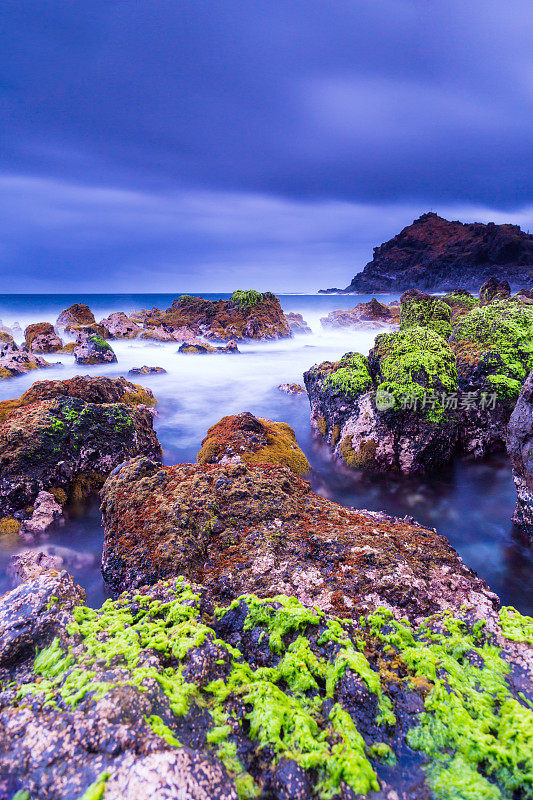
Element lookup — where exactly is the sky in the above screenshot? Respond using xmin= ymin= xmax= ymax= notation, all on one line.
xmin=1 ymin=1 xmax=532 ymax=293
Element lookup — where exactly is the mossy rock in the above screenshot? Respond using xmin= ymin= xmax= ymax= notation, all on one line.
xmin=450 ymin=300 xmax=533 ymax=400
xmin=0 ymin=516 xmax=21 ymax=535
xmin=322 ymin=353 xmax=373 ymax=401
xmin=198 ymin=412 xmax=310 ymax=476
xmin=400 ymin=289 xmax=453 ymax=339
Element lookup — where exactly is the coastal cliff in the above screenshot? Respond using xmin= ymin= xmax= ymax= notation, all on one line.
xmin=321 ymin=212 xmax=533 ymax=293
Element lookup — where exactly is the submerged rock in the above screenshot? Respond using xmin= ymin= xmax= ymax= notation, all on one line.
xmin=507 ymin=371 xmax=533 ymax=537
xmin=197 ymin=412 xmax=310 ymax=476
xmin=101 ymin=457 xmax=495 ymax=620
xmin=24 ymin=322 xmax=63 ymax=353
xmin=1 ymin=572 xmax=529 ymax=799
xmin=278 ymin=382 xmax=307 ymax=395
xmin=128 ymin=365 xmax=167 ymax=375
xmin=20 ymin=490 xmax=63 ymax=537
xmin=99 ymin=311 xmax=141 ymax=339
xmin=321 ymin=299 xmax=396 ymax=331
xmin=0 ymin=376 xmax=161 ymax=520
xmin=74 ymin=331 xmax=118 ymax=365
xmin=179 ymin=339 xmax=240 ymax=354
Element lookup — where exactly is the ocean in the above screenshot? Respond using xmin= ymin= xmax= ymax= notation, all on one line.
xmin=0 ymin=292 xmax=530 ymax=613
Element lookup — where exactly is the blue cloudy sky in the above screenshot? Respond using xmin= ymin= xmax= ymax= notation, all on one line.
xmin=1 ymin=1 xmax=532 ymax=292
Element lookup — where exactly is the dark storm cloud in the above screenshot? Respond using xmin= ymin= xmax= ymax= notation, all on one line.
xmin=0 ymin=1 xmax=532 ymax=289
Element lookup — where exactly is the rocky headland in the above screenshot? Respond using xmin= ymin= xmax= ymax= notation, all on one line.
xmin=321 ymin=213 xmax=533 ymax=293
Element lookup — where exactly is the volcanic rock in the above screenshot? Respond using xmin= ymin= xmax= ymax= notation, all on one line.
xmin=24 ymin=322 xmax=63 ymax=353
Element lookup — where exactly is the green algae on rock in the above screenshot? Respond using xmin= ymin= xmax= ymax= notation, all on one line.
xmin=2 ymin=573 xmax=531 ymax=799
xmin=400 ymin=289 xmax=453 ymax=339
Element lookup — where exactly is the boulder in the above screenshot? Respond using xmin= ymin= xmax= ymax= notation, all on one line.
xmin=507 ymin=371 xmax=533 ymax=536
xmin=99 ymin=311 xmax=140 ymax=339
xmin=74 ymin=331 xmax=118 ymax=365
xmin=400 ymin=289 xmax=453 ymax=339
xmin=278 ymin=383 xmax=307 ymax=395
xmin=20 ymin=490 xmax=63 ymax=537
xmin=56 ymin=303 xmax=96 ymax=331
xmin=139 ymin=325 xmax=176 ymax=342
xmin=450 ymin=300 xmax=533 ymax=457
xmin=197 ymin=412 xmax=310 ymax=476
xmin=0 ymin=376 xmax=161 ymax=520
xmin=320 ymin=299 xmax=396 ymax=331
xmin=24 ymin=322 xmax=63 ymax=353
xmin=128 ymin=365 xmax=167 ymax=375
xmin=305 ymin=330 xmax=459 ymax=475
xmin=7 ymin=548 xmax=65 ymax=584
xmin=285 ymin=312 xmax=312 ymax=334
xmin=101 ymin=456 xmax=492 ymax=618
xmin=0 ymin=341 xmax=52 ymax=379
xmin=152 ymin=290 xmax=291 ymax=342
xmin=479 ymin=276 xmax=511 ymax=304
xmin=179 ymin=339 xmax=239 ymax=354
xmin=0 ymin=573 xmax=529 ymax=799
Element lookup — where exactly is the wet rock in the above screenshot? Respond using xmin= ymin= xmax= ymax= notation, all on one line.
xmin=99 ymin=312 xmax=141 ymax=339
xmin=278 ymin=383 xmax=307 ymax=395
xmin=179 ymin=339 xmax=240 ymax=354
xmin=321 ymin=299 xmax=396 ymax=331
xmin=0 ymin=572 xmax=529 ymax=800
xmin=104 ymin=749 xmax=237 ymax=800
xmin=399 ymin=289 xmax=453 ymax=339
xmin=20 ymin=491 xmax=62 ymax=537
xmin=0 ymin=341 xmax=52 ymax=379
xmin=479 ymin=276 xmax=511 ymax=304
xmin=507 ymin=371 xmax=533 ymax=536
xmin=24 ymin=322 xmax=63 ymax=353
xmin=56 ymin=303 xmax=96 ymax=331
xmin=74 ymin=331 xmax=118 ymax=365
xmin=197 ymin=412 xmax=310 ymax=476
xmin=155 ymin=290 xmax=291 ymax=341
xmin=0 ymin=376 xmax=162 ymax=518
xmin=139 ymin=326 xmax=176 ymax=341
xmin=305 ymin=330 xmax=459 ymax=476
xmin=7 ymin=549 xmax=64 ymax=584
xmin=285 ymin=312 xmax=312 ymax=334
xmin=101 ymin=457 xmax=495 ymax=620
xmin=0 ymin=570 xmax=85 ymax=668
xmin=128 ymin=365 xmax=167 ymax=375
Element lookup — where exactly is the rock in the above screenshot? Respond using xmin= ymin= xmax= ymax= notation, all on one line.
xmin=24 ymin=322 xmax=63 ymax=353
xmin=101 ymin=457 xmax=493 ymax=618
xmin=99 ymin=312 xmax=141 ymax=339
xmin=58 ymin=341 xmax=76 ymax=354
xmin=285 ymin=312 xmax=312 ymax=334
xmin=104 ymin=750 xmax=237 ymax=800
xmin=324 ymin=212 xmax=533 ymax=293
xmin=479 ymin=276 xmax=511 ymax=304
xmin=7 ymin=549 xmax=65 ymax=584
xmin=0 ymin=570 xmax=530 ymax=799
xmin=197 ymin=412 xmax=310 ymax=476
xmin=516 ymin=287 xmax=533 ymax=303
xmin=507 ymin=371 xmax=533 ymax=536
xmin=179 ymin=339 xmax=240 ymax=354
xmin=0 ymin=570 xmax=85 ymax=667
xmin=305 ymin=331 xmax=459 ymax=475
xmin=321 ymin=299 xmax=396 ymax=331
xmin=0 ymin=332 xmax=14 ymax=345
xmin=153 ymin=290 xmax=291 ymax=342
xmin=450 ymin=300 xmax=533 ymax=457
xmin=400 ymin=289 xmax=453 ymax=338
xmin=20 ymin=491 xmax=63 ymax=537
xmin=278 ymin=383 xmax=307 ymax=395
xmin=139 ymin=325 xmax=176 ymax=342
xmin=441 ymin=289 xmax=478 ymax=319
xmin=0 ymin=341 xmax=52 ymax=379
xmin=56 ymin=303 xmax=96 ymax=331
xmin=0 ymin=376 xmax=162 ymax=519
xmin=128 ymin=365 xmax=167 ymax=375
xmin=171 ymin=326 xmax=201 ymax=342
xmin=74 ymin=331 xmax=118 ymax=365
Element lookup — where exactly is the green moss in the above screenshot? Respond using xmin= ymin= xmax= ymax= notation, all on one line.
xmin=366 ymin=609 xmax=533 ymax=799
xmin=401 ymin=296 xmax=453 ymax=339
xmin=323 ymin=352 xmax=373 ymax=400
xmin=452 ymin=301 xmax=533 ymax=399
xmin=499 ymin=606 xmax=533 ymax=645
xmin=76 ymin=772 xmax=110 ymax=800
xmin=372 ymin=326 xmax=457 ymax=419
xmin=89 ymin=334 xmax=111 ymax=349
xmin=442 ymin=292 xmax=478 ymax=310
xmin=11 ymin=792 xmax=30 ymax=800
xmin=146 ymin=714 xmax=181 ymax=746
xmin=230 ymin=289 xmax=265 ymax=308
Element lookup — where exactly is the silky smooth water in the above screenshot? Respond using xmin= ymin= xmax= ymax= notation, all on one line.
xmin=0 ymin=293 xmax=531 ymax=613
